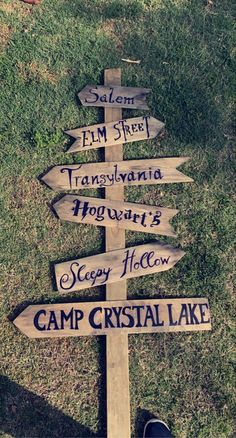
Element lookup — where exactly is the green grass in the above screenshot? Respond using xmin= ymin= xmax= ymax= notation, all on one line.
xmin=0 ymin=0 xmax=235 ymax=437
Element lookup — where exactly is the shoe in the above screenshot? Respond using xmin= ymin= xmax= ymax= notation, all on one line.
xmin=143 ymin=419 xmax=174 ymax=438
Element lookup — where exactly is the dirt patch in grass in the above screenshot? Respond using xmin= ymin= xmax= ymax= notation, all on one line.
xmin=100 ymin=18 xmax=123 ymax=50
xmin=0 ymin=1 xmax=32 ymax=19
xmin=17 ymin=60 xmax=68 ymax=84
xmin=0 ymin=22 xmax=12 ymax=52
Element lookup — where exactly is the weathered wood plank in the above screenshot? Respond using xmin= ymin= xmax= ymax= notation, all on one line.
xmin=41 ymin=158 xmax=193 ymax=191
xmin=53 ymin=195 xmax=178 ymax=237
xmin=65 ymin=116 xmax=164 ymax=153
xmin=54 ymin=242 xmax=185 ymax=294
xmin=78 ymin=85 xmax=150 ymax=109
xmin=13 ymin=298 xmax=211 ymax=338
xmin=104 ymin=69 xmax=130 ymax=438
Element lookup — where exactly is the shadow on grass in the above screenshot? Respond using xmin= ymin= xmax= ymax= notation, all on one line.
xmin=0 ymin=375 xmax=103 ymax=438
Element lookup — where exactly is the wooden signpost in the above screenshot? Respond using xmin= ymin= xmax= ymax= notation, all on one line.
xmin=54 ymin=242 xmax=185 ymax=293
xmin=12 ymin=68 xmax=211 ymax=438
xmin=53 ymin=195 xmax=178 ymax=237
xmin=42 ymin=158 xmax=193 ymax=191
xmin=78 ymin=85 xmax=150 ymax=109
xmin=65 ymin=116 xmax=164 ymax=153
xmin=13 ymin=298 xmax=211 ymax=338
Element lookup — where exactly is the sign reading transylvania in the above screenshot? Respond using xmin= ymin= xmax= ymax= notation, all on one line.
xmin=55 ymin=242 xmax=185 ymax=293
xmin=13 ymin=298 xmax=211 ymax=338
xmin=78 ymin=85 xmax=150 ymax=109
xmin=65 ymin=116 xmax=164 ymax=153
xmin=42 ymin=158 xmax=193 ymax=191
xmin=53 ymin=195 xmax=178 ymax=236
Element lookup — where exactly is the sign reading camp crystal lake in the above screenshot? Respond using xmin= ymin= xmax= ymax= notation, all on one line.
xmin=13 ymin=298 xmax=211 ymax=339
xmin=65 ymin=116 xmax=164 ymax=153
xmin=78 ymin=85 xmax=150 ymax=109
xmin=53 ymin=195 xmax=178 ymax=237
xmin=42 ymin=158 xmax=193 ymax=191
xmin=55 ymin=242 xmax=185 ymax=293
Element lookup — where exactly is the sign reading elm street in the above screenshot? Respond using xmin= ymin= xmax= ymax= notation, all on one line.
xmin=13 ymin=298 xmax=211 ymax=338
xmin=54 ymin=242 xmax=185 ymax=293
xmin=65 ymin=116 xmax=164 ymax=153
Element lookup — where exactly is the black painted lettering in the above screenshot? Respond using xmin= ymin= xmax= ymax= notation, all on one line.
xmin=97 ymin=126 xmax=107 ymax=143
xmin=59 ymin=262 xmax=79 ymax=290
xmin=34 ymin=310 xmax=46 ymax=331
xmin=150 ymin=211 xmax=162 ymax=227
xmin=143 ymin=305 xmax=156 ymax=327
xmin=167 ymin=304 xmax=178 ymax=326
xmin=188 ymin=304 xmax=200 ymax=324
xmin=104 ymin=307 xmax=115 ymax=328
xmin=47 ymin=311 xmax=59 ymax=331
xmin=178 ymin=304 xmax=189 ymax=325
xmin=123 ymin=96 xmax=134 ymax=105
xmin=82 ymin=130 xmax=92 ymax=147
xmin=112 ymin=306 xmax=123 ymax=328
xmin=199 ymin=303 xmax=210 ymax=324
xmin=61 ymin=308 xmax=74 ymax=329
xmin=154 ymin=305 xmax=164 ymax=326
xmin=120 ymin=248 xmax=135 ymax=278
xmin=132 ymin=305 xmax=144 ymax=327
xmin=74 ymin=309 xmax=84 ymax=329
xmin=89 ymin=307 xmax=102 ymax=329
xmin=121 ymin=306 xmax=135 ymax=328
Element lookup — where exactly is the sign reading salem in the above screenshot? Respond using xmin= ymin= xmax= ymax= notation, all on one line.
xmin=54 ymin=242 xmax=185 ymax=293
xmin=53 ymin=195 xmax=178 ymax=237
xmin=42 ymin=158 xmax=193 ymax=191
xmin=65 ymin=116 xmax=164 ymax=153
xmin=78 ymin=85 xmax=150 ymax=109
xmin=13 ymin=298 xmax=211 ymax=338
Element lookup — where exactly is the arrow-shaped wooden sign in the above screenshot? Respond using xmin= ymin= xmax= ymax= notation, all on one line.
xmin=65 ymin=116 xmax=164 ymax=153
xmin=13 ymin=298 xmax=211 ymax=339
xmin=53 ymin=195 xmax=178 ymax=237
xmin=41 ymin=158 xmax=193 ymax=191
xmin=54 ymin=242 xmax=185 ymax=293
xmin=78 ymin=85 xmax=150 ymax=109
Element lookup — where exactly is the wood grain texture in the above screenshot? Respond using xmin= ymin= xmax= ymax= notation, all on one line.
xmin=13 ymin=298 xmax=211 ymax=338
xmin=78 ymin=84 xmax=150 ymax=109
xmin=54 ymin=241 xmax=185 ymax=294
xmin=53 ymin=195 xmax=178 ymax=237
xmin=41 ymin=158 xmax=193 ymax=191
xmin=104 ymin=69 xmax=129 ymax=438
xmin=65 ymin=116 xmax=164 ymax=153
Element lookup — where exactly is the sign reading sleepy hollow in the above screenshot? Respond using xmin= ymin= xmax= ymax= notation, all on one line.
xmin=65 ymin=116 xmax=164 ymax=153
xmin=13 ymin=298 xmax=211 ymax=338
xmin=55 ymin=242 xmax=185 ymax=293
xmin=53 ymin=195 xmax=178 ymax=237
xmin=42 ymin=158 xmax=193 ymax=191
xmin=78 ymin=85 xmax=150 ymax=109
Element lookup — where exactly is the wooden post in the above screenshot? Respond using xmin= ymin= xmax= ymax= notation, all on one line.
xmin=105 ymin=69 xmax=130 ymax=438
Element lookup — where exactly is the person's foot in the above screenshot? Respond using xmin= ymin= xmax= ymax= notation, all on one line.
xmin=143 ymin=419 xmax=174 ymax=438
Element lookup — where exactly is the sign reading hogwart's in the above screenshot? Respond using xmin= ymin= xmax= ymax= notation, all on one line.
xmin=78 ymin=85 xmax=150 ymax=109
xmin=55 ymin=243 xmax=185 ymax=293
xmin=13 ymin=298 xmax=211 ymax=338
xmin=53 ymin=195 xmax=178 ymax=237
xmin=65 ymin=116 xmax=164 ymax=153
xmin=42 ymin=158 xmax=193 ymax=191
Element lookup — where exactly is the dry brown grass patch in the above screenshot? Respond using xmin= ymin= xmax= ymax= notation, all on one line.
xmin=0 ymin=1 xmax=31 ymax=19
xmin=17 ymin=60 xmax=68 ymax=84
xmin=100 ymin=19 xmax=123 ymax=50
xmin=0 ymin=22 xmax=12 ymax=52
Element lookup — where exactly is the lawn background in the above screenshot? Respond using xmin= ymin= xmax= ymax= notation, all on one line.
xmin=0 ymin=0 xmax=235 ymax=437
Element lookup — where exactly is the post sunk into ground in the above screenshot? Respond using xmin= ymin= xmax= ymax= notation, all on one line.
xmin=105 ymin=68 xmax=131 ymax=438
